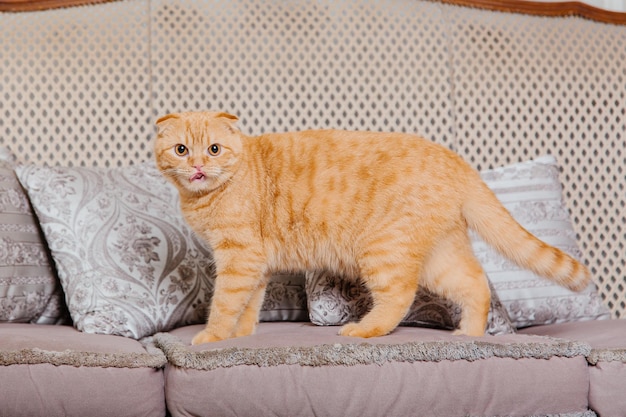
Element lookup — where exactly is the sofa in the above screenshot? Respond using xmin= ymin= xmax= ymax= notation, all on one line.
xmin=1 ymin=0 xmax=625 ymax=416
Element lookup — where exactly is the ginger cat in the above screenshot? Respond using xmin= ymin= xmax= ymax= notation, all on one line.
xmin=154 ymin=111 xmax=590 ymax=345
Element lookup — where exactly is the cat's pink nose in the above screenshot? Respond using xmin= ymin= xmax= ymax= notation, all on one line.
xmin=194 ymin=165 xmax=203 ymax=170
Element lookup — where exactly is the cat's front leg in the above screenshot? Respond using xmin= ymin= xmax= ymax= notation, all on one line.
xmin=233 ymin=279 xmax=269 ymax=338
xmin=192 ymin=252 xmax=266 ymax=345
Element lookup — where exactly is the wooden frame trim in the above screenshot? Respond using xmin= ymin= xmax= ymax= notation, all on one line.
xmin=0 ymin=0 xmax=115 ymax=12
xmin=437 ymin=0 xmax=626 ymax=25
xmin=1 ymin=0 xmax=625 ymax=25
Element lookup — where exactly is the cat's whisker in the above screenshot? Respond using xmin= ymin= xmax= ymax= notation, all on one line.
xmin=202 ymin=168 xmax=223 ymax=178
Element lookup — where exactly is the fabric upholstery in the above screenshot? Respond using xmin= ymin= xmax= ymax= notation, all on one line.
xmin=0 ymin=152 xmax=68 ymax=324
xmin=520 ymin=320 xmax=626 ymax=417
xmin=161 ymin=322 xmax=591 ymax=417
xmin=0 ymin=323 xmax=166 ymax=417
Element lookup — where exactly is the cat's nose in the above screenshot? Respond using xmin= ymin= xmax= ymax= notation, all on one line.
xmin=194 ymin=164 xmax=203 ymax=171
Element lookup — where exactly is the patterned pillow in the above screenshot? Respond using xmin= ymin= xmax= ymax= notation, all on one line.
xmin=473 ymin=155 xmax=610 ymax=328
xmin=0 ymin=151 xmax=69 ymax=324
xmin=262 ymin=273 xmax=308 ymax=321
xmin=306 ymin=270 xmax=515 ymax=335
xmin=16 ymin=162 xmax=307 ymax=339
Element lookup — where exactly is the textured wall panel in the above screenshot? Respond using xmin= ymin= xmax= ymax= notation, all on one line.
xmin=150 ymin=0 xmax=454 ymax=145
xmin=446 ymin=6 xmax=626 ymax=316
xmin=0 ymin=0 xmax=151 ymax=167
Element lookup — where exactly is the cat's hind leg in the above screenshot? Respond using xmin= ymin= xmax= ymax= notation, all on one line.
xmin=422 ymin=229 xmax=490 ymax=337
xmin=339 ymin=247 xmax=420 ymax=338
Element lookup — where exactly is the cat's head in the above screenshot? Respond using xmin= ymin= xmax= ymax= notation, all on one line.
xmin=155 ymin=111 xmax=243 ymax=195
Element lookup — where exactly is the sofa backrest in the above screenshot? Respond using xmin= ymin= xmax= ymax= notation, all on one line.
xmin=1 ymin=0 xmax=624 ymax=318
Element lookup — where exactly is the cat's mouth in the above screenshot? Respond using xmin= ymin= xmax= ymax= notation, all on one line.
xmin=189 ymin=172 xmax=206 ymax=182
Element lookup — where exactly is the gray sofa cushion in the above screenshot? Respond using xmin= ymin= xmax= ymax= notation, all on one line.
xmin=520 ymin=320 xmax=626 ymax=417
xmin=157 ymin=322 xmax=592 ymax=417
xmin=0 ymin=323 xmax=166 ymax=417
xmin=0 ymin=155 xmax=68 ymax=324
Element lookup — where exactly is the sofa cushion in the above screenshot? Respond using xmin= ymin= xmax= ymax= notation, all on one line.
xmin=156 ymin=322 xmax=592 ymax=417
xmin=519 ymin=320 xmax=626 ymax=417
xmin=0 ymin=151 xmax=69 ymax=324
xmin=16 ymin=162 xmax=307 ymax=339
xmin=0 ymin=323 xmax=166 ymax=417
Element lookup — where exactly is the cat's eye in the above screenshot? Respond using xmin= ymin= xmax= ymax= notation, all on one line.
xmin=208 ymin=144 xmax=221 ymax=156
xmin=174 ymin=144 xmax=188 ymax=156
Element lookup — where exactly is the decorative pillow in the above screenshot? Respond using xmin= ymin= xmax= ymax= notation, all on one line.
xmin=306 ymin=271 xmax=515 ymax=335
xmin=262 ymin=273 xmax=308 ymax=321
xmin=16 ymin=162 xmax=307 ymax=339
xmin=0 ymin=150 xmax=69 ymax=324
xmin=472 ymin=155 xmax=610 ymax=328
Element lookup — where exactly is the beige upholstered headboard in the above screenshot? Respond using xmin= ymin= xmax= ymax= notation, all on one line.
xmin=1 ymin=0 xmax=625 ymax=317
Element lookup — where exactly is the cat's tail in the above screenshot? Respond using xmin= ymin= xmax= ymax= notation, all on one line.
xmin=462 ymin=179 xmax=591 ymax=292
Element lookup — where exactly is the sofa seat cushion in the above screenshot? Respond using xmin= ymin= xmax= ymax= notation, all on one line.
xmin=520 ymin=320 xmax=626 ymax=417
xmin=0 ymin=323 xmax=166 ymax=417
xmin=156 ymin=322 xmax=593 ymax=417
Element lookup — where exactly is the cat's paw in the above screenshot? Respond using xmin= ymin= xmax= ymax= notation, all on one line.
xmin=191 ymin=330 xmax=222 ymax=345
xmin=338 ymin=323 xmax=386 ymax=338
xmin=234 ymin=324 xmax=256 ymax=338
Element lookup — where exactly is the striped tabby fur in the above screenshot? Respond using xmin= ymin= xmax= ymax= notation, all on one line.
xmin=155 ymin=111 xmax=590 ymax=345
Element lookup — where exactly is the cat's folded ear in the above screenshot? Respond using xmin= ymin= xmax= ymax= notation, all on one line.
xmin=156 ymin=113 xmax=180 ymax=136
xmin=215 ymin=112 xmax=240 ymax=133
xmin=215 ymin=112 xmax=238 ymax=122
xmin=156 ymin=113 xmax=179 ymax=125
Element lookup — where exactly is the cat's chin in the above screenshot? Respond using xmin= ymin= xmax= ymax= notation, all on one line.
xmin=184 ymin=182 xmax=212 ymax=194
